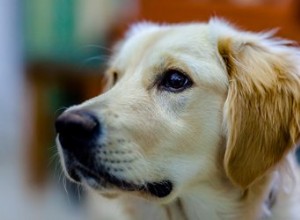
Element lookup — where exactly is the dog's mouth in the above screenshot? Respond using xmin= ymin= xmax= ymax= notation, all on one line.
xmin=65 ymin=161 xmax=173 ymax=198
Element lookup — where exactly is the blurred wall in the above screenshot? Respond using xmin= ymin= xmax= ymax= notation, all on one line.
xmin=0 ymin=0 xmax=28 ymax=220
xmin=0 ymin=0 xmax=24 ymax=160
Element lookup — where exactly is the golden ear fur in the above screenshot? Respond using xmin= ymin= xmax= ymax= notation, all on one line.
xmin=217 ymin=26 xmax=300 ymax=189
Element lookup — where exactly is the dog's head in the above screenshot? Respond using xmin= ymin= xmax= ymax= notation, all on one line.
xmin=55 ymin=19 xmax=300 ymax=203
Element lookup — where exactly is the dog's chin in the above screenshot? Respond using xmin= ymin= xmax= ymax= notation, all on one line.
xmin=64 ymin=162 xmax=173 ymax=199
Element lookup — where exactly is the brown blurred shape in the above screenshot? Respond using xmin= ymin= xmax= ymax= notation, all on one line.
xmin=112 ymin=0 xmax=300 ymax=42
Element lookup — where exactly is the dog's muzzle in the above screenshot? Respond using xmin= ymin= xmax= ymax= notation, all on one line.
xmin=55 ymin=110 xmax=173 ymax=198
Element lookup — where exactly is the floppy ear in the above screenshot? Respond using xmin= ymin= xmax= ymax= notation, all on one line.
xmin=217 ymin=30 xmax=300 ymax=189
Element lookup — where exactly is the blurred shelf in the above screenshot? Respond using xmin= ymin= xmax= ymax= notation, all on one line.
xmin=26 ymin=61 xmax=106 ymax=186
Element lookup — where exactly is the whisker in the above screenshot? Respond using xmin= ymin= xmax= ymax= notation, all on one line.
xmin=57 ymin=165 xmax=64 ymax=184
xmin=63 ymin=175 xmax=72 ymax=205
xmin=55 ymin=107 xmax=68 ymax=115
xmin=77 ymin=184 xmax=82 ymax=202
xmin=48 ymin=145 xmax=58 ymax=152
xmin=48 ymin=150 xmax=59 ymax=167
xmin=82 ymin=56 xmax=110 ymax=64
xmin=80 ymin=44 xmax=112 ymax=53
xmin=79 ymin=56 xmax=110 ymax=71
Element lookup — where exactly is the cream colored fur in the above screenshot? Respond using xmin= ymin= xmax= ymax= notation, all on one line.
xmin=58 ymin=19 xmax=300 ymax=220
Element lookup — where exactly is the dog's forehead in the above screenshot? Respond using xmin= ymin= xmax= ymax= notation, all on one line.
xmin=111 ymin=24 xmax=215 ymax=70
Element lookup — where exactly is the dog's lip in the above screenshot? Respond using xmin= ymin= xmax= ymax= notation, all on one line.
xmin=69 ymin=163 xmax=103 ymax=185
xmin=66 ymin=162 xmax=173 ymax=198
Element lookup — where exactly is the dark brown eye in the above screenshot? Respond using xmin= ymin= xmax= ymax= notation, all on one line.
xmin=160 ymin=69 xmax=192 ymax=92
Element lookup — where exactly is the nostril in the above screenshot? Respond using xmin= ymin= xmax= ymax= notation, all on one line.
xmin=56 ymin=110 xmax=100 ymax=166
xmin=55 ymin=110 xmax=100 ymax=141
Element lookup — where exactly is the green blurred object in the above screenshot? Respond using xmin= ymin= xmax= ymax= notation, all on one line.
xmin=23 ymin=0 xmax=104 ymax=66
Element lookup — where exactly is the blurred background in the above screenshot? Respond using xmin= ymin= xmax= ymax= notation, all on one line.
xmin=1 ymin=0 xmax=300 ymax=219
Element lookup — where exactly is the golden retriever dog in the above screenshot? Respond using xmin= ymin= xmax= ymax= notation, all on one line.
xmin=55 ymin=19 xmax=300 ymax=220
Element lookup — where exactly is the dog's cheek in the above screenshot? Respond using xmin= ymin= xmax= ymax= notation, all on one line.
xmin=156 ymin=93 xmax=190 ymax=118
xmin=159 ymin=153 xmax=218 ymax=192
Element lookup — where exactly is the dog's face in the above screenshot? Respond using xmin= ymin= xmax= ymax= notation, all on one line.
xmin=56 ymin=20 xmax=300 ymax=203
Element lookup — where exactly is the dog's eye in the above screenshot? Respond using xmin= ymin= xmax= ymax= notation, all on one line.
xmin=160 ymin=69 xmax=192 ymax=92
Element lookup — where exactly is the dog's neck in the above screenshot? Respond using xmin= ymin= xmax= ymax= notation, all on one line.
xmin=117 ymin=179 xmax=274 ymax=220
xmin=121 ymin=172 xmax=285 ymax=220
xmin=177 ymin=182 xmax=272 ymax=220
xmin=92 ymin=156 xmax=299 ymax=220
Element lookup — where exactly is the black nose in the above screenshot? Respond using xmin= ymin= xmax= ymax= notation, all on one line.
xmin=55 ymin=110 xmax=100 ymax=162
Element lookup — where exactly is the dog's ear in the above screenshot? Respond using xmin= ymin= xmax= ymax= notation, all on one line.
xmin=217 ymin=29 xmax=300 ymax=189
